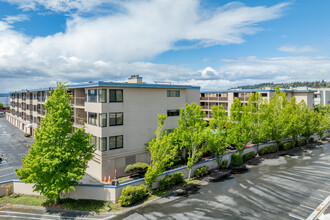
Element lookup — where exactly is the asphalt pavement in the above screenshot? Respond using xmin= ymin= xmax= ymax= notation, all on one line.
xmin=0 ymin=117 xmax=34 ymax=182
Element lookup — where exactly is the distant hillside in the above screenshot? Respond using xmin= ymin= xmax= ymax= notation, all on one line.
xmin=231 ymin=80 xmax=329 ymax=90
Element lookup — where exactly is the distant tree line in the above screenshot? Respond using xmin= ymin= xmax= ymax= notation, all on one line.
xmin=231 ymin=80 xmax=329 ymax=90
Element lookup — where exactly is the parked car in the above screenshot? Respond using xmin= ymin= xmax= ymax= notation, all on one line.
xmin=0 ymin=154 xmax=3 ymax=163
xmin=0 ymin=112 xmax=4 ymax=116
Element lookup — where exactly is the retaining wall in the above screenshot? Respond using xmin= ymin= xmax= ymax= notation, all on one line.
xmin=0 ymin=131 xmax=327 ymax=202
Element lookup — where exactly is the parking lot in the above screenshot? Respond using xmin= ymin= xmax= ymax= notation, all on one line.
xmin=0 ymin=118 xmax=34 ymax=182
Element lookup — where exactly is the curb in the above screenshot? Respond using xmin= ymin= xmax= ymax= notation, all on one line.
xmin=307 ymin=195 xmax=330 ymax=220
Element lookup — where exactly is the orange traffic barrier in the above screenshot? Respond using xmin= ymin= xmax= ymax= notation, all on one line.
xmin=108 ymin=175 xmax=111 ymax=183
xmin=114 ymin=169 xmax=117 ymax=179
xmin=104 ymin=176 xmax=107 ymax=183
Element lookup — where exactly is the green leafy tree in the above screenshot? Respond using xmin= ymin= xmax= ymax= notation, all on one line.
xmin=206 ymin=105 xmax=228 ymax=170
xmin=227 ymin=99 xmax=250 ymax=155
xmin=302 ymin=107 xmax=320 ymax=142
xmin=145 ymin=114 xmax=176 ymax=191
xmin=177 ymin=102 xmax=207 ymax=181
xmin=268 ymin=86 xmax=288 ymax=149
xmin=16 ymin=82 xmax=94 ymax=203
xmin=0 ymin=102 xmax=4 ymax=109
xmin=245 ymin=92 xmax=271 ymax=154
xmin=281 ymin=97 xmax=305 ymax=143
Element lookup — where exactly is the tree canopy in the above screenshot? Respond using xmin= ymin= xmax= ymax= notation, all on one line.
xmin=16 ymin=82 xmax=94 ymax=202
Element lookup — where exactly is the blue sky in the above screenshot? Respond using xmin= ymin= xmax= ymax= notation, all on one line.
xmin=0 ymin=0 xmax=329 ymax=92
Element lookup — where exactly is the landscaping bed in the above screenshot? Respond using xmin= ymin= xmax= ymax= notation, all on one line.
xmin=0 ymin=194 xmax=122 ymax=213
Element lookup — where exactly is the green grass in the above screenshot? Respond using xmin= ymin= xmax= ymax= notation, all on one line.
xmin=0 ymin=178 xmax=201 ymax=211
xmin=0 ymin=194 xmax=121 ymax=213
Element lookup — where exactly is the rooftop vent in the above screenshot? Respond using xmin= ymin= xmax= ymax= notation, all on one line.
xmin=128 ymin=75 xmax=143 ymax=84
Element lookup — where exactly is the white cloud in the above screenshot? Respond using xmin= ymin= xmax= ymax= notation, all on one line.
xmin=278 ymin=45 xmax=319 ymax=53
xmin=3 ymin=0 xmax=118 ymax=13
xmin=3 ymin=14 xmax=29 ymax=24
xmin=189 ymin=56 xmax=330 ymax=91
xmin=0 ymin=1 xmax=292 ymax=92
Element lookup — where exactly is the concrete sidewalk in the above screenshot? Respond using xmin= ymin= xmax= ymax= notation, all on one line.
xmin=307 ymin=195 xmax=330 ymax=220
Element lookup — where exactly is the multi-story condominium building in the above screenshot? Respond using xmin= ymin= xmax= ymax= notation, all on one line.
xmin=6 ymin=75 xmax=200 ymax=181
xmin=200 ymin=88 xmax=315 ymax=120
xmin=314 ymin=88 xmax=330 ymax=106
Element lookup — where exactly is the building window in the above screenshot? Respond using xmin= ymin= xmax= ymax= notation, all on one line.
xmin=109 ymin=90 xmax=123 ymax=102
xmin=33 ymin=93 xmax=37 ymax=100
xmin=98 ymin=89 xmax=107 ymax=103
xmin=90 ymin=135 xmax=97 ymax=148
xmin=167 ymin=90 xmax=180 ymax=97
xmin=99 ymin=113 xmax=107 ymax=127
xmin=99 ymin=137 xmax=107 ymax=151
xmin=109 ymin=135 xmax=123 ymax=150
xmin=88 ymin=112 xmax=98 ymax=125
xmin=167 ymin=109 xmax=180 ymax=116
xmin=37 ymin=92 xmax=41 ymax=102
xmin=109 ymin=112 xmax=123 ymax=126
xmin=88 ymin=89 xmax=97 ymax=103
xmin=261 ymin=93 xmax=267 ymax=97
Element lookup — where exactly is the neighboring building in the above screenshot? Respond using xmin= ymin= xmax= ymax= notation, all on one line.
xmin=200 ymin=88 xmax=315 ymax=120
xmin=6 ymin=75 xmax=200 ymax=181
xmin=314 ymin=88 xmax=330 ymax=106
xmin=0 ymin=93 xmax=10 ymax=107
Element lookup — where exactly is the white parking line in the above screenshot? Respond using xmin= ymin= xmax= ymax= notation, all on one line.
xmin=0 ymin=172 xmax=16 ymax=178
xmin=300 ymin=204 xmax=315 ymax=210
xmin=0 ymin=167 xmax=14 ymax=172
xmin=0 ymin=214 xmax=53 ymax=220
xmin=0 ymin=211 xmax=98 ymax=220
xmin=288 ymin=213 xmax=305 ymax=220
xmin=310 ymin=196 xmax=324 ymax=202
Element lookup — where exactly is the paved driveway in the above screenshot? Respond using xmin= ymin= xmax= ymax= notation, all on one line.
xmin=0 ymin=118 xmax=34 ymax=182
xmin=115 ymin=143 xmax=330 ymax=220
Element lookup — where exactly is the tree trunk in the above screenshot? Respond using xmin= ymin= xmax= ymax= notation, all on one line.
xmin=55 ymin=197 xmax=60 ymax=205
xmin=188 ymin=168 xmax=192 ymax=182
xmin=255 ymin=143 xmax=259 ymax=155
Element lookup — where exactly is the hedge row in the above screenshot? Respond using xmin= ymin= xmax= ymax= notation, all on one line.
xmin=259 ymin=145 xmax=277 ymax=155
xmin=243 ymin=151 xmax=255 ymax=162
xmin=118 ymin=184 xmax=147 ymax=206
xmin=194 ymin=166 xmax=208 ymax=178
xmin=159 ymin=172 xmax=184 ymax=191
xmin=231 ymin=153 xmax=243 ymax=166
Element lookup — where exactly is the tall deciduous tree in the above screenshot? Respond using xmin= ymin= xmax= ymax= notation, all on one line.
xmin=226 ymin=98 xmax=250 ymax=155
xmin=16 ymin=82 xmax=94 ymax=203
xmin=145 ymin=114 xmax=176 ymax=191
xmin=177 ymin=102 xmax=207 ymax=181
xmin=268 ymin=86 xmax=288 ymax=149
xmin=206 ymin=105 xmax=228 ymax=170
xmin=245 ymin=92 xmax=271 ymax=154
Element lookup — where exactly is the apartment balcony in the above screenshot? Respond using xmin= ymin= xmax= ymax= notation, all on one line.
xmin=75 ymin=117 xmax=85 ymax=126
xmin=200 ymin=97 xmax=209 ymax=101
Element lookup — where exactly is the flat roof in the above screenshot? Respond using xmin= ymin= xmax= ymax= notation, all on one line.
xmin=201 ymin=89 xmax=317 ymax=93
xmin=10 ymin=81 xmax=200 ymax=93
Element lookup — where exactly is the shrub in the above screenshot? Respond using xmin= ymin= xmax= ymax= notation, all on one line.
xmin=159 ymin=172 xmax=184 ymax=190
xmin=231 ymin=153 xmax=243 ymax=166
xmin=24 ymin=133 xmax=31 ymax=137
xmin=124 ymin=162 xmax=149 ymax=177
xmin=282 ymin=141 xmax=295 ymax=150
xmin=194 ymin=166 xmax=208 ymax=178
xmin=309 ymin=137 xmax=314 ymax=143
xmin=297 ymin=138 xmax=307 ymax=146
xmin=220 ymin=160 xmax=228 ymax=169
xmin=259 ymin=145 xmax=277 ymax=155
xmin=118 ymin=185 xmax=147 ymax=207
xmin=243 ymin=151 xmax=255 ymax=162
